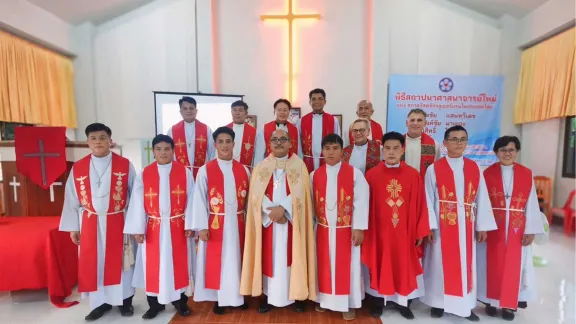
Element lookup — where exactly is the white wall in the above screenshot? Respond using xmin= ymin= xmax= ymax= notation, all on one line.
xmin=0 ymin=0 xmax=74 ymax=54
xmin=215 ymin=0 xmax=369 ymax=130
xmin=518 ymin=0 xmax=575 ymax=47
xmin=371 ymin=0 xmax=502 ymax=131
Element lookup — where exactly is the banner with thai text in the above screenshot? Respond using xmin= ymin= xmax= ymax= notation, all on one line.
xmin=386 ymin=75 xmax=504 ymax=166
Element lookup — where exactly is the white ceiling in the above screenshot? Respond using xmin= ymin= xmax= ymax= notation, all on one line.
xmin=29 ymin=0 xmax=550 ymax=25
xmin=445 ymin=0 xmax=550 ymax=18
xmin=28 ymin=0 xmax=156 ymax=25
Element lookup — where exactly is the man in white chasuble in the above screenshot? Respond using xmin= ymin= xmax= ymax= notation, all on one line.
xmin=191 ymin=126 xmax=250 ymax=314
xmin=310 ymin=134 xmax=369 ymax=321
xmin=124 ymin=134 xmax=194 ymax=319
xmin=60 ymin=123 xmax=137 ymax=321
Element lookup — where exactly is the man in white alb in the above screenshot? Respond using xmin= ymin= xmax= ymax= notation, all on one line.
xmin=60 ymin=123 xmax=136 ymax=321
xmin=403 ymin=109 xmax=442 ymax=179
xmin=191 ymin=127 xmax=251 ymax=314
xmin=124 ymin=134 xmax=194 ymax=319
xmin=342 ymin=118 xmax=382 ymax=175
xmin=225 ymin=100 xmax=256 ymax=168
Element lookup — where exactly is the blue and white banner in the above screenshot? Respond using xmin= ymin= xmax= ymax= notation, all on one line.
xmin=386 ymin=75 xmax=504 ymax=166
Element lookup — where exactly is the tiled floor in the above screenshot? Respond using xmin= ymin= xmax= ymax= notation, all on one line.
xmin=0 ymin=227 xmax=574 ymax=324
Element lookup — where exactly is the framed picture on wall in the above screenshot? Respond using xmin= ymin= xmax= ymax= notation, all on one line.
xmin=334 ymin=114 xmax=343 ymax=133
xmin=562 ymin=116 xmax=576 ymax=178
xmin=246 ymin=115 xmax=257 ymax=129
xmin=289 ymin=107 xmax=301 ymax=124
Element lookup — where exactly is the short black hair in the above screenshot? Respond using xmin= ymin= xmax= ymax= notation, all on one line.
xmin=309 ymin=88 xmax=326 ymax=100
xmin=85 ymin=123 xmax=111 ymax=137
xmin=444 ymin=125 xmax=468 ymax=140
xmin=152 ymin=134 xmax=174 ymax=149
xmin=231 ymin=100 xmax=248 ymax=111
xmin=407 ymin=109 xmax=427 ymax=118
xmin=213 ymin=126 xmax=235 ymax=141
xmin=273 ymin=98 xmax=292 ymax=110
xmin=321 ymin=133 xmax=343 ymax=149
xmin=178 ymin=96 xmax=196 ymax=107
xmin=382 ymin=131 xmax=405 ymax=147
xmin=493 ymin=136 xmax=521 ymax=153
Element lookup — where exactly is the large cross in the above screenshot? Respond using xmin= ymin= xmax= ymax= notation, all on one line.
xmin=9 ymin=176 xmax=20 ymax=202
xmin=49 ymin=182 xmax=63 ymax=202
xmin=143 ymin=140 xmax=153 ymax=165
xmin=22 ymin=139 xmax=61 ymax=187
xmin=261 ymin=0 xmax=321 ymax=103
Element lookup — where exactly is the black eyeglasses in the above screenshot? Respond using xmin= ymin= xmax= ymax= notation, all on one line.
xmin=270 ymin=138 xmax=289 ymax=144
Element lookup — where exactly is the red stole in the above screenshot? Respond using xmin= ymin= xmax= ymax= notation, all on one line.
xmin=484 ymin=163 xmax=531 ymax=309
xmin=301 ymin=112 xmax=335 ymax=173
xmin=172 ymin=120 xmax=209 ymax=179
xmin=227 ymin=122 xmax=256 ymax=167
xmin=73 ymin=153 xmax=129 ymax=293
xmin=347 ymin=120 xmax=383 ymax=146
xmin=205 ymin=160 xmax=249 ymax=289
xmin=264 ymin=121 xmax=298 ymax=157
xmin=142 ymin=162 xmax=189 ymax=294
xmin=342 ymin=140 xmax=381 ymax=173
xmin=313 ymin=162 xmax=354 ymax=295
xmin=434 ymin=157 xmax=479 ymax=297
xmin=262 ymin=176 xmax=293 ymax=277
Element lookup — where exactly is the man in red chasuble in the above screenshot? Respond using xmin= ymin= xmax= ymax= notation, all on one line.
xmin=226 ymin=100 xmax=256 ymax=168
xmin=362 ymin=131 xmax=430 ymax=320
xmin=61 ymin=123 xmax=136 ymax=321
xmin=311 ymin=134 xmax=368 ymax=321
xmin=124 ymin=134 xmax=194 ymax=319
xmin=478 ymin=136 xmax=543 ymax=321
xmin=343 ymin=118 xmax=382 ymax=175
xmin=403 ymin=109 xmax=442 ymax=178
xmin=347 ymin=100 xmax=384 ymax=146
xmin=254 ymin=99 xmax=300 ymax=166
xmin=421 ymin=125 xmax=497 ymax=321
xmin=296 ymin=89 xmax=342 ymax=173
xmin=191 ymin=127 xmax=250 ymax=315
xmin=167 ymin=96 xmax=215 ymax=179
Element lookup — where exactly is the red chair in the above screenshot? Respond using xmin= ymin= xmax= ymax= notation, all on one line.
xmin=552 ymin=190 xmax=576 ymax=235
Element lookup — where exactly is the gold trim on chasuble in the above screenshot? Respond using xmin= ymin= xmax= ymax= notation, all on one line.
xmin=386 ymin=179 xmax=404 ymax=228
xmin=76 ymin=176 xmax=91 ymax=209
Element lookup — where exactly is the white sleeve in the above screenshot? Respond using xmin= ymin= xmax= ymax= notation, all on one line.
xmin=524 ymin=180 xmax=545 ymax=235
xmin=167 ymin=126 xmax=173 ymax=137
xmin=184 ymin=168 xmax=195 ymax=230
xmin=334 ymin=116 xmax=341 ymax=136
xmin=124 ymin=171 xmax=147 ymax=234
xmin=352 ymin=168 xmax=369 ymax=230
xmin=126 ymin=162 xmax=137 ymax=206
xmin=296 ymin=119 xmax=303 ymax=159
xmin=190 ymin=166 xmax=210 ymax=231
xmin=435 ymin=142 xmax=442 ymax=160
xmin=424 ymin=165 xmax=439 ymax=231
xmin=475 ymin=171 xmax=497 ymax=232
xmin=207 ymin=127 xmax=216 ymax=161
xmin=59 ymin=168 xmax=81 ymax=232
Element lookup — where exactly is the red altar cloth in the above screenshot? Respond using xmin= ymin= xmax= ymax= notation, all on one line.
xmin=0 ymin=217 xmax=79 ymax=308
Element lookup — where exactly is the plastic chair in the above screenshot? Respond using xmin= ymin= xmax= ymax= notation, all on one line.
xmin=552 ymin=190 xmax=576 ymax=235
xmin=534 ymin=176 xmax=553 ymax=222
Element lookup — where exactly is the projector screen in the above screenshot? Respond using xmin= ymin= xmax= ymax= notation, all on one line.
xmin=154 ymin=92 xmax=244 ymax=135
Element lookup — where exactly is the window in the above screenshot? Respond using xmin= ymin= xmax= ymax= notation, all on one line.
xmin=0 ymin=122 xmax=34 ymax=140
xmin=562 ymin=116 xmax=576 ymax=178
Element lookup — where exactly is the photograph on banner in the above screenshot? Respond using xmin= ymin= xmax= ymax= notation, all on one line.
xmin=386 ymin=75 xmax=503 ymax=166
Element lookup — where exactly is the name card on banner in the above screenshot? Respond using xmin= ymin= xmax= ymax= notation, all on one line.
xmin=386 ymin=75 xmax=504 ymax=166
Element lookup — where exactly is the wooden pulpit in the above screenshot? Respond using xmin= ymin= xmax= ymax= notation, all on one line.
xmin=0 ymin=141 xmax=122 ymax=217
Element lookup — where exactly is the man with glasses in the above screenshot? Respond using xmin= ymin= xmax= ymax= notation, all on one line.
xmin=478 ymin=136 xmax=543 ymax=321
xmin=421 ymin=125 xmax=496 ymax=321
xmin=342 ymin=118 xmax=382 ymax=175
xmin=347 ymin=100 xmax=383 ymax=146
xmin=241 ymin=129 xmax=316 ymax=314
xmin=403 ymin=109 xmax=442 ymax=178
xmin=297 ymin=88 xmax=341 ymax=173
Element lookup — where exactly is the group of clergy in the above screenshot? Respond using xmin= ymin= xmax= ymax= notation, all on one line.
xmin=59 ymin=88 xmax=545 ymax=323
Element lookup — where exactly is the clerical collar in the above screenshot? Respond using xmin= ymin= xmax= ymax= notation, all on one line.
xmin=217 ymin=158 xmax=233 ymax=164
xmin=275 ymin=121 xmax=287 ymax=127
xmin=385 ymin=162 xmax=400 ymax=168
xmin=500 ymin=164 xmax=514 ymax=169
xmin=157 ymin=161 xmax=172 ymax=168
xmin=92 ymin=151 xmax=112 ymax=160
xmin=274 ymin=154 xmax=288 ymax=161
xmin=184 ymin=120 xmax=196 ymax=125
xmin=326 ymin=161 xmax=342 ymax=169
xmin=406 ymin=134 xmax=421 ymax=141
xmin=447 ymin=156 xmax=464 ymax=162
xmin=233 ymin=122 xmax=244 ymax=126
xmin=354 ymin=141 xmax=368 ymax=147
xmin=313 ymin=112 xmax=324 ymax=115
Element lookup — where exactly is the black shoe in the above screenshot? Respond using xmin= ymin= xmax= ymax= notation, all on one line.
xmin=485 ymin=305 xmax=497 ymax=317
xmin=396 ymin=304 xmax=415 ymax=320
xmin=431 ymin=307 xmax=444 ymax=318
xmin=142 ymin=306 xmax=165 ymax=319
xmin=213 ymin=303 xmax=225 ymax=315
xmin=517 ymin=301 xmax=527 ymax=309
xmin=239 ymin=302 xmax=249 ymax=310
xmin=258 ymin=296 xmax=272 ymax=313
xmin=118 ymin=295 xmax=134 ymax=317
xmin=370 ymin=297 xmax=384 ymax=318
xmin=85 ymin=303 xmax=112 ymax=321
xmin=174 ymin=303 xmax=191 ymax=316
xmin=502 ymin=309 xmax=515 ymax=321
xmin=294 ymin=301 xmax=305 ymax=312
xmin=466 ymin=311 xmax=480 ymax=322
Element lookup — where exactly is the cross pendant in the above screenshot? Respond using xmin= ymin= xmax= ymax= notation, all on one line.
xmin=505 ymin=194 xmax=511 ymax=199
xmin=187 ymin=143 xmax=191 ymax=148
xmin=96 ymin=180 xmax=102 ymax=188
xmin=273 ymin=180 xmax=280 ymax=189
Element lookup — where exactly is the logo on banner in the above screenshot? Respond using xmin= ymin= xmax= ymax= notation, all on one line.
xmin=439 ymin=77 xmax=454 ymax=92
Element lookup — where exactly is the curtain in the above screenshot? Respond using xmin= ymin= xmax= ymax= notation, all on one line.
xmin=514 ymin=27 xmax=575 ymax=124
xmin=0 ymin=30 xmax=77 ymax=128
